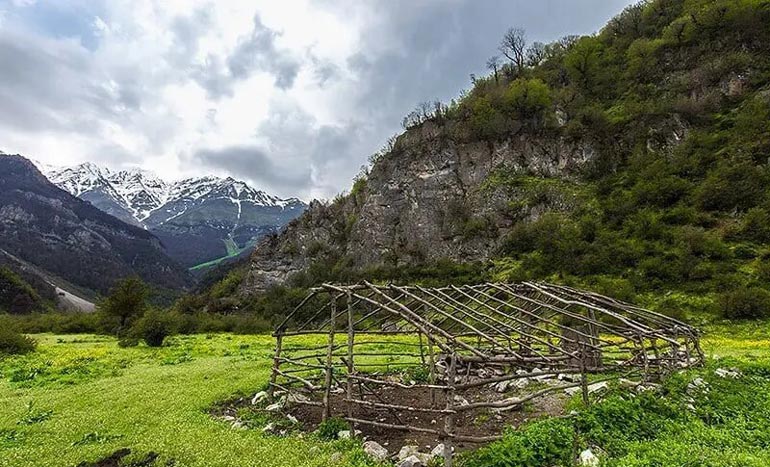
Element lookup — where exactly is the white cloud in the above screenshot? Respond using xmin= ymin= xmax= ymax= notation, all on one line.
xmin=0 ymin=0 xmax=634 ymax=200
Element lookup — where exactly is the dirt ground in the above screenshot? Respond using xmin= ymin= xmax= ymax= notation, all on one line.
xmin=209 ymin=381 xmax=568 ymax=455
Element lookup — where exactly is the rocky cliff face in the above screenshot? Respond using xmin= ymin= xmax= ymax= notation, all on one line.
xmin=243 ymin=123 xmax=596 ymax=292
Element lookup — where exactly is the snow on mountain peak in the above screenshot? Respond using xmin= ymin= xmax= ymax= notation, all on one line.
xmin=42 ymin=162 xmax=305 ymax=223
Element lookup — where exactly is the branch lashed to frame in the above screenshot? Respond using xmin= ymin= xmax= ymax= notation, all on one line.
xmin=270 ymin=281 xmax=701 ymax=459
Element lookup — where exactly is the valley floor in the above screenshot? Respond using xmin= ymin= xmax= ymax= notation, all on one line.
xmin=1 ymin=324 xmax=769 ymax=467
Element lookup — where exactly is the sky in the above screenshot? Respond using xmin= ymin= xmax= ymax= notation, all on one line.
xmin=0 ymin=0 xmax=633 ymax=200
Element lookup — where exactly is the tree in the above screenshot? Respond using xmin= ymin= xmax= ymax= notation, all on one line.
xmin=98 ymin=277 xmax=150 ymax=336
xmin=564 ymin=36 xmax=603 ymax=88
xmin=499 ymin=27 xmax=527 ymax=73
xmin=526 ymin=42 xmax=547 ymax=67
xmin=486 ymin=55 xmax=501 ymax=83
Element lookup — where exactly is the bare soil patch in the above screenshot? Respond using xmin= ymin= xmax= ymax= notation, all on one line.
xmin=215 ymin=383 xmax=568 ymax=455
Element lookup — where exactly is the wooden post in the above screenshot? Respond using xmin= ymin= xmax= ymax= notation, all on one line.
xmin=579 ymin=343 xmax=589 ymax=407
xmin=346 ymin=292 xmax=355 ymax=423
xmin=418 ymin=332 xmax=426 ymax=365
xmin=268 ymin=333 xmax=283 ymax=397
xmin=427 ymin=336 xmax=437 ymax=406
xmin=443 ymin=354 xmax=457 ymax=467
xmin=323 ymin=296 xmax=338 ymax=421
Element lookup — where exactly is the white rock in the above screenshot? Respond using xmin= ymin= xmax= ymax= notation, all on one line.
xmin=265 ymin=402 xmax=283 ymax=412
xmin=338 ymin=429 xmax=362 ymax=439
xmin=512 ymin=378 xmax=530 ymax=389
xmin=398 ymin=445 xmax=420 ymax=461
xmin=494 ymin=380 xmax=510 ymax=393
xmin=286 ymin=414 xmax=299 ymax=424
xmin=287 ymin=393 xmax=311 ymax=404
xmin=262 ymin=422 xmax=275 ymax=433
xmin=251 ymin=391 xmax=268 ymax=405
xmin=397 ymin=455 xmax=424 ymax=467
xmin=363 ymin=441 xmax=389 ymax=462
xmin=579 ymin=448 xmax=600 ymax=466
xmin=431 ymin=443 xmax=448 ymax=458
xmin=453 ymin=395 xmax=470 ymax=406
xmin=687 ymin=377 xmax=710 ymax=394
xmin=565 ymin=381 xmax=608 ymax=397
xmin=715 ymin=368 xmax=741 ymax=379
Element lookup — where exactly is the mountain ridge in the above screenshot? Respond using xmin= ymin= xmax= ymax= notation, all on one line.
xmin=41 ymin=161 xmax=307 ymax=268
xmin=43 ymin=162 xmax=305 ymax=225
xmin=0 ymin=154 xmax=192 ymax=296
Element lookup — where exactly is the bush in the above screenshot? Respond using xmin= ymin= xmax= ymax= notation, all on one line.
xmin=0 ymin=327 xmax=36 ymax=355
xmin=316 ymin=417 xmax=350 ymax=441
xmin=117 ymin=337 xmax=140 ymax=348
xmin=463 ymin=418 xmax=574 ymax=467
xmin=131 ymin=309 xmax=173 ymax=347
xmin=720 ymin=288 xmax=770 ymax=320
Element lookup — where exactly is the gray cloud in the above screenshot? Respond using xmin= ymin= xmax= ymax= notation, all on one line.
xmin=227 ymin=14 xmax=300 ymax=89
xmin=188 ymin=13 xmax=302 ymax=99
xmin=192 ymin=145 xmax=312 ymax=193
xmin=0 ymin=0 xmax=634 ymax=200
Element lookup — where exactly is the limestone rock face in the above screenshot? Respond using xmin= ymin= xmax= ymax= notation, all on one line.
xmin=242 ymin=123 xmax=597 ymax=293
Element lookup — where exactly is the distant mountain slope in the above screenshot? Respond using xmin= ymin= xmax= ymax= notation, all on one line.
xmin=0 ymin=154 xmax=191 ymax=295
xmin=44 ymin=163 xmax=306 ymax=268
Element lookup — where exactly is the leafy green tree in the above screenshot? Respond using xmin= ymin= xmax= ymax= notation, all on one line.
xmin=503 ymin=78 xmax=552 ymax=123
xmin=98 ymin=277 xmax=150 ymax=336
xmin=564 ymin=36 xmax=603 ymax=89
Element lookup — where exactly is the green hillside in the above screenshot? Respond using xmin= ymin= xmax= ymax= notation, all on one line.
xmin=203 ymin=0 xmax=770 ymax=325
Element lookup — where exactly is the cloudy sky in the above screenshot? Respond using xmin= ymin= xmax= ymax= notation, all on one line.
xmin=0 ymin=0 xmax=632 ymax=200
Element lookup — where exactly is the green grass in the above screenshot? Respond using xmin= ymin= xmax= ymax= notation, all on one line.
xmin=0 ymin=334 xmax=372 ymax=467
xmin=1 ymin=324 xmax=770 ymax=467
xmin=189 ymin=237 xmax=252 ymax=272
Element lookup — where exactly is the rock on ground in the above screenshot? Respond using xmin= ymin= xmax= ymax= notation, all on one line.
xmin=363 ymin=441 xmax=389 ymax=462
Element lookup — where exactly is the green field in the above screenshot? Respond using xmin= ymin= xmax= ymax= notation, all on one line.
xmin=189 ymin=237 xmax=252 ymax=272
xmin=1 ymin=325 xmax=770 ymax=467
xmin=0 ymin=334 xmax=371 ymax=467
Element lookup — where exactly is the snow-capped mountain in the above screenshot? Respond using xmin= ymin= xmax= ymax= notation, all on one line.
xmin=42 ymin=162 xmax=307 ymax=269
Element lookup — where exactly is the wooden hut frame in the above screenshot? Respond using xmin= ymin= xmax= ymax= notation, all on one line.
xmin=270 ymin=281 xmax=701 ymax=466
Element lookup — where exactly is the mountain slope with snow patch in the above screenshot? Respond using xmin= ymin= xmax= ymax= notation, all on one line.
xmin=43 ymin=162 xmax=307 ymax=268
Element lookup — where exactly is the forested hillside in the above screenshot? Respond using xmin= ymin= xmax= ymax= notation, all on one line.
xmin=189 ymin=0 xmax=770 ymax=325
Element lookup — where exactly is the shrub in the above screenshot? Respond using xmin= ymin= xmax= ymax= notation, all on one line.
xmin=131 ymin=309 xmax=173 ymax=347
xmin=719 ymin=287 xmax=770 ymax=320
xmin=463 ymin=418 xmax=574 ymax=467
xmin=316 ymin=417 xmax=350 ymax=441
xmin=0 ymin=327 xmax=36 ymax=355
xmin=117 ymin=337 xmax=140 ymax=348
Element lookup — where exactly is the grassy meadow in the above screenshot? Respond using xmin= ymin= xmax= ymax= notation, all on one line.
xmin=1 ymin=324 xmax=770 ymax=467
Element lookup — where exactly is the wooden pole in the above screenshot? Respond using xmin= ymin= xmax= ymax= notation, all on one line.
xmin=268 ymin=333 xmax=283 ymax=397
xmin=346 ymin=292 xmax=355 ymax=423
xmin=427 ymin=336 xmax=437 ymax=406
xmin=580 ymin=343 xmax=589 ymax=406
xmin=443 ymin=354 xmax=457 ymax=467
xmin=323 ymin=296 xmax=338 ymax=421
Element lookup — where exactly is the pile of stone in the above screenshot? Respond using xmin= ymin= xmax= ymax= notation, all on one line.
xmin=363 ymin=441 xmax=450 ymax=467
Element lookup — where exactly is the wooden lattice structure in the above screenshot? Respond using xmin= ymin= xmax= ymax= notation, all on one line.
xmin=269 ymin=281 xmax=702 ymax=465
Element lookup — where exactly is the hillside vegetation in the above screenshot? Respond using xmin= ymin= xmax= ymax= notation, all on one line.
xmin=207 ymin=0 xmax=770 ymax=326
